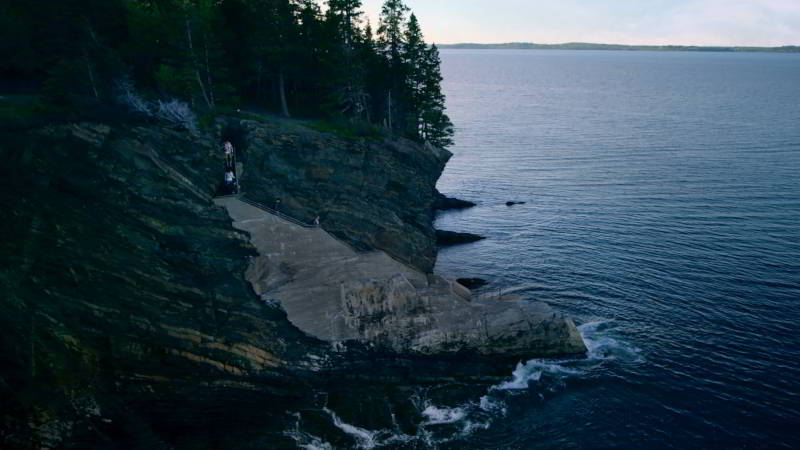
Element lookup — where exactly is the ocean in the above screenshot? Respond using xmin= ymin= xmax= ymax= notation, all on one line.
xmin=287 ymin=49 xmax=800 ymax=449
xmin=431 ymin=49 xmax=800 ymax=448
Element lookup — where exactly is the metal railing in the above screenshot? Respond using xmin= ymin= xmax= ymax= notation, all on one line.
xmin=238 ymin=194 xmax=317 ymax=229
xmin=237 ymin=195 xmax=375 ymax=257
xmin=221 ymin=193 xmax=416 ymax=269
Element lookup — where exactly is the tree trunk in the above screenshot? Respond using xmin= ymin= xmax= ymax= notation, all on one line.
xmin=84 ymin=49 xmax=99 ymax=99
xmin=256 ymin=61 xmax=263 ymax=101
xmin=203 ymin=38 xmax=215 ymax=109
xmin=278 ymin=69 xmax=290 ymax=118
xmin=185 ymin=16 xmax=211 ymax=109
xmin=386 ymin=90 xmax=393 ymax=130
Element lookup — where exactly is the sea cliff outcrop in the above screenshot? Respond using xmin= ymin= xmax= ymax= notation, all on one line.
xmin=229 ymin=119 xmax=450 ymax=273
xmin=0 ymin=121 xmax=325 ymax=448
xmin=1 ymin=116 xmax=585 ymax=448
xmin=216 ymin=196 xmax=585 ymax=359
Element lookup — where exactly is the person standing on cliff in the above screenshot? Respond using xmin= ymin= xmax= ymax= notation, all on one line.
xmin=224 ymin=170 xmax=236 ymax=194
xmin=313 ymin=215 xmax=320 ymax=227
xmin=223 ymin=141 xmax=234 ymax=170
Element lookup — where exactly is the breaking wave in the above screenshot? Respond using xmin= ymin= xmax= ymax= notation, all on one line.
xmin=286 ymin=319 xmax=640 ymax=449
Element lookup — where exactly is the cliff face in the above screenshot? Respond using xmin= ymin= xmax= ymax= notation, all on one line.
xmin=0 ymin=117 xmax=584 ymax=448
xmin=0 ymin=121 xmax=326 ymax=449
xmin=230 ymin=119 xmax=451 ymax=273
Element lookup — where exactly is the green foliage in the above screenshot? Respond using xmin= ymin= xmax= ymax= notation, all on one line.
xmin=2 ymin=0 xmax=454 ymax=147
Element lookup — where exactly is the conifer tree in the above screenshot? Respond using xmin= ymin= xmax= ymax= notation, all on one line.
xmin=325 ymin=0 xmax=369 ymax=119
xmin=327 ymin=0 xmax=362 ymax=46
xmin=6 ymin=0 xmax=455 ymax=146
xmin=419 ymin=44 xmax=454 ymax=147
xmin=377 ymin=0 xmax=409 ymax=131
xmin=402 ymin=13 xmax=427 ymax=138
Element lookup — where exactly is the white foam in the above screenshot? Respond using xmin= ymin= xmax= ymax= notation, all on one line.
xmin=460 ymin=419 xmax=491 ymax=436
xmin=324 ymin=408 xmax=379 ymax=449
xmin=492 ymin=359 xmax=581 ymax=391
xmin=479 ymin=395 xmax=506 ymax=414
xmin=284 ymin=422 xmax=334 ymax=450
xmin=286 ymin=319 xmax=641 ymax=448
xmin=489 ymin=319 xmax=642 ymax=392
xmin=422 ymin=404 xmax=467 ymax=425
xmin=579 ymin=320 xmax=643 ymax=362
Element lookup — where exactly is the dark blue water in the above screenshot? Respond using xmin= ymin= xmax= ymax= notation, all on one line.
xmin=430 ymin=50 xmax=800 ymax=448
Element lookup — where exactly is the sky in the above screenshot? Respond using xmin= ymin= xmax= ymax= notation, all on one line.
xmin=359 ymin=0 xmax=800 ymax=46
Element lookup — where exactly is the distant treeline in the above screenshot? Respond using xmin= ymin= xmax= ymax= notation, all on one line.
xmin=0 ymin=0 xmax=453 ymax=147
xmin=440 ymin=42 xmax=800 ymax=53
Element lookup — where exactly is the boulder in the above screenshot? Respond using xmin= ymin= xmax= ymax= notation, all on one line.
xmin=457 ymin=277 xmax=489 ymax=289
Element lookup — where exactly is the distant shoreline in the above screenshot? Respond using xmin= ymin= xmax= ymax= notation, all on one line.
xmin=438 ymin=42 xmax=800 ymax=53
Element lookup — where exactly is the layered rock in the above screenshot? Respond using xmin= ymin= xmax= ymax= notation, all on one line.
xmin=227 ymin=119 xmax=450 ymax=273
xmin=1 ymin=116 xmax=586 ymax=448
xmin=218 ymin=197 xmax=586 ymax=359
xmin=0 ymin=121 xmax=324 ymax=449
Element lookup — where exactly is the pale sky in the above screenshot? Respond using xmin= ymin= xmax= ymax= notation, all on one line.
xmin=360 ymin=0 xmax=800 ymax=46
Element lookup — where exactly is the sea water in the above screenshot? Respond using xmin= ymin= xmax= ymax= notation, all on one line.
xmin=288 ymin=49 xmax=800 ymax=449
xmin=432 ymin=49 xmax=800 ymax=448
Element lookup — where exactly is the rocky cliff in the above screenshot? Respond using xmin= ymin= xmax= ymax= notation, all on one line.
xmin=0 ymin=116 xmax=585 ymax=449
xmin=218 ymin=196 xmax=585 ymax=359
xmin=0 ymin=120 xmax=328 ymax=448
xmin=228 ymin=119 xmax=450 ymax=273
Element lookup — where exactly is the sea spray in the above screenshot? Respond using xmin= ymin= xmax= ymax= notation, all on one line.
xmin=286 ymin=319 xmax=640 ymax=448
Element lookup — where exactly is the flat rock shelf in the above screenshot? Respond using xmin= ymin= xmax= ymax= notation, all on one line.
xmin=217 ymin=196 xmax=586 ymax=358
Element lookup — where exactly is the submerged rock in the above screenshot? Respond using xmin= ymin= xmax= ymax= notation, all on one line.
xmin=436 ymin=229 xmax=487 ymax=246
xmin=457 ymin=277 xmax=489 ymax=289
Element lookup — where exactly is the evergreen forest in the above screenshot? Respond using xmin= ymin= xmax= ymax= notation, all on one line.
xmin=0 ymin=0 xmax=454 ymax=147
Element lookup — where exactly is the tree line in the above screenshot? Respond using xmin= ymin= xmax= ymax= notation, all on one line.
xmin=0 ymin=0 xmax=454 ymax=147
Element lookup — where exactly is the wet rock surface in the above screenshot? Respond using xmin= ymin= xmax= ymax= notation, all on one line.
xmin=436 ymin=229 xmax=487 ymax=246
xmin=457 ymin=277 xmax=490 ymax=289
xmin=433 ymin=191 xmax=476 ymax=210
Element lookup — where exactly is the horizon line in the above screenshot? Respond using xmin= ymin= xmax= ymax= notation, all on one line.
xmin=435 ymin=41 xmax=800 ymax=49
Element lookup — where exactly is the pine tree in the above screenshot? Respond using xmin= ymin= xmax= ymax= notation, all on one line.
xmin=7 ymin=0 xmax=455 ymax=147
xmin=249 ymin=0 xmax=300 ymax=117
xmin=376 ymin=0 xmax=410 ymax=131
xmin=325 ymin=0 xmax=369 ymax=119
xmin=402 ymin=13 xmax=427 ymax=139
xmin=419 ymin=44 xmax=454 ymax=147
xmin=327 ymin=0 xmax=362 ymax=46
xmin=377 ymin=0 xmax=409 ymax=66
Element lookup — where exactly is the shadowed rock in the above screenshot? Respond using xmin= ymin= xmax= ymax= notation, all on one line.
xmin=457 ymin=278 xmax=489 ymax=289
xmin=433 ymin=191 xmax=476 ymax=210
xmin=235 ymin=118 xmax=450 ymax=273
xmin=436 ymin=230 xmax=486 ymax=246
